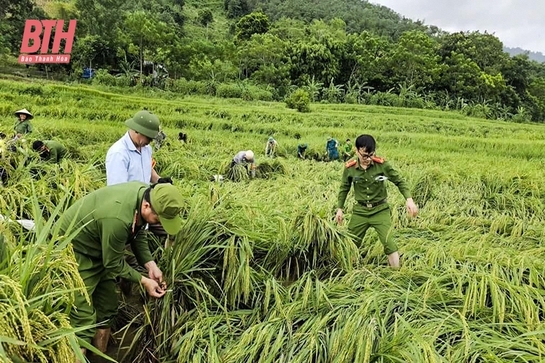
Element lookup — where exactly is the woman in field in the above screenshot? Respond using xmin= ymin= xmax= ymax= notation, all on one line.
xmin=13 ymin=108 xmax=33 ymax=137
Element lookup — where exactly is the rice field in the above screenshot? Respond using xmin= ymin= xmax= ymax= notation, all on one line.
xmin=1 ymin=79 xmax=545 ymax=362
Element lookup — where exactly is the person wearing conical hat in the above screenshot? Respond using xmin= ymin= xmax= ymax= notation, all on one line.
xmin=265 ymin=136 xmax=278 ymax=158
xmin=13 ymin=108 xmax=33 ymax=137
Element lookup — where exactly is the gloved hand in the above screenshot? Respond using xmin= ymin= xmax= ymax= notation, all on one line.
xmin=157 ymin=176 xmax=173 ymax=184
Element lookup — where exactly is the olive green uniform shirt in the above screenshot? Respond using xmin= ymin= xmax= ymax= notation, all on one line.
xmin=14 ymin=120 xmax=32 ymax=134
xmin=44 ymin=140 xmax=67 ymax=163
xmin=337 ymin=158 xmax=412 ymax=210
xmin=59 ymin=182 xmax=154 ymax=283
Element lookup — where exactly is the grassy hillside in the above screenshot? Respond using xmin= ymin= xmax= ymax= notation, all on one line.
xmin=1 ymin=79 xmax=545 ymax=362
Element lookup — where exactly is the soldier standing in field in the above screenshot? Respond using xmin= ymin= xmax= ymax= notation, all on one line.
xmin=335 ymin=134 xmax=418 ymax=268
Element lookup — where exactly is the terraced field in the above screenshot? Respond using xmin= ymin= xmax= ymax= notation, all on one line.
xmin=1 ymin=79 xmax=545 ymax=362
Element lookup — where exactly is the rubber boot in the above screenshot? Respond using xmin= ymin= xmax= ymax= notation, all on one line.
xmin=92 ymin=328 xmax=111 ymax=353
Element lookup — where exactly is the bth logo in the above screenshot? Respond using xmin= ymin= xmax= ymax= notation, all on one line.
xmin=18 ymin=20 xmax=77 ymax=64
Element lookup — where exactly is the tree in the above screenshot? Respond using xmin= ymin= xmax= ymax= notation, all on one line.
xmin=70 ymin=35 xmax=108 ymax=71
xmin=438 ymin=31 xmax=509 ymax=75
xmin=235 ymin=12 xmax=270 ymax=41
xmin=288 ymin=19 xmax=346 ymax=86
xmin=388 ymin=30 xmax=441 ymax=89
xmin=0 ymin=0 xmax=48 ymax=54
xmin=198 ymin=9 xmax=213 ymax=27
xmin=237 ymin=33 xmax=291 ymax=95
xmin=339 ymin=31 xmax=391 ymax=89
xmin=225 ymin=0 xmax=251 ymax=19
xmin=438 ymin=52 xmax=483 ymax=100
xmin=122 ymin=10 xmax=174 ymax=76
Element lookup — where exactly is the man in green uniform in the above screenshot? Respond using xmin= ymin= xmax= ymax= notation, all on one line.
xmin=13 ymin=108 xmax=33 ymax=137
xmin=335 ymin=134 xmax=418 ymax=268
xmin=59 ymin=181 xmax=184 ymax=360
xmin=342 ymin=138 xmax=353 ymax=161
xmin=32 ymin=140 xmax=67 ymax=163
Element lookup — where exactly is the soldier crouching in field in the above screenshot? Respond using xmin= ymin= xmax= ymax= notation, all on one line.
xmin=58 ymin=182 xmax=184 ymax=361
xmin=335 ymin=134 xmax=418 ymax=268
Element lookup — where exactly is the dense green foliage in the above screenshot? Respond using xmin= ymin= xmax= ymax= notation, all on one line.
xmin=1 ymin=79 xmax=545 ymax=361
xmin=2 ymin=0 xmax=545 ymax=121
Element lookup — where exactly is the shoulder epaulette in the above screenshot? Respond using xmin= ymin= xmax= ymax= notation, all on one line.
xmin=371 ymin=156 xmax=385 ymax=164
xmin=345 ymin=159 xmax=357 ymax=168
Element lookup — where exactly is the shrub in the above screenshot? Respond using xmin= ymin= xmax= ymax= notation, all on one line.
xmin=216 ymin=83 xmax=243 ymax=99
xmin=92 ymin=69 xmax=117 ymax=87
xmin=168 ymin=78 xmax=208 ymax=95
xmin=285 ymin=88 xmax=311 ymax=113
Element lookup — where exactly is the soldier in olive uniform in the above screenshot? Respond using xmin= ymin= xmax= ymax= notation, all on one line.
xmin=32 ymin=140 xmax=67 ymax=163
xmin=59 ymin=181 xmax=184 ymax=360
xmin=335 ymin=134 xmax=418 ymax=268
xmin=342 ymin=138 xmax=353 ymax=161
xmin=13 ymin=108 xmax=33 ymax=137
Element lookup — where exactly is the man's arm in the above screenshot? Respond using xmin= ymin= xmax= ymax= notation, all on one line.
xmin=151 ymin=168 xmax=160 ymax=183
xmin=100 ymin=218 xmax=143 ymax=283
xmin=384 ymin=162 xmax=411 ymax=199
xmin=384 ymin=161 xmax=418 ymax=216
xmin=336 ymin=167 xmax=352 ymax=210
xmin=131 ymin=230 xmax=154 ymax=267
xmin=105 ymin=151 xmax=129 ymax=185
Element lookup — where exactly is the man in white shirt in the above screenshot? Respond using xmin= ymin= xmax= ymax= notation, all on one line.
xmin=105 ymin=110 xmax=162 ymax=186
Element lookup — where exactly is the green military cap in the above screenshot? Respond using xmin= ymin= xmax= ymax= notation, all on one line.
xmin=125 ymin=110 xmax=160 ymax=139
xmin=150 ymin=183 xmax=184 ymax=235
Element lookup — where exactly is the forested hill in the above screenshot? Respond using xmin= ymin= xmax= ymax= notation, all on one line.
xmin=2 ymin=0 xmax=545 ymax=123
xmin=247 ymin=0 xmax=430 ymax=38
xmin=504 ymin=47 xmax=545 ymax=63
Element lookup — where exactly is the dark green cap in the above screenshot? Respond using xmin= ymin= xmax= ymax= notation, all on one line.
xmin=150 ymin=184 xmax=183 ymax=235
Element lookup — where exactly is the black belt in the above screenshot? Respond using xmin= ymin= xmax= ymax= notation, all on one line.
xmin=357 ymin=199 xmax=387 ymax=208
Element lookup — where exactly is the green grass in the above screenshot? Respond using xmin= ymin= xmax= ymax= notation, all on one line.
xmin=1 ymin=78 xmax=545 ymax=362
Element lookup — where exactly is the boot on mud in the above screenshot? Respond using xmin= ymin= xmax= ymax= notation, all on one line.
xmin=92 ymin=328 xmax=111 ymax=353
